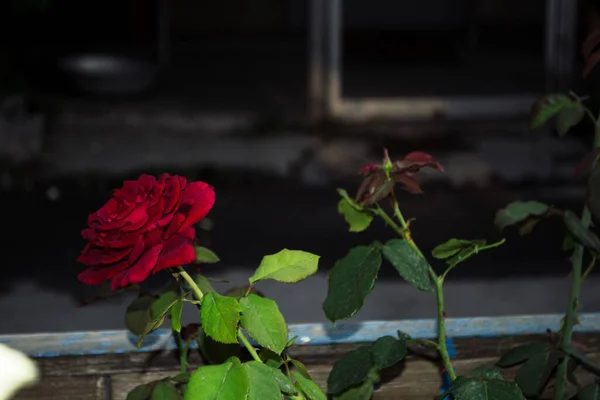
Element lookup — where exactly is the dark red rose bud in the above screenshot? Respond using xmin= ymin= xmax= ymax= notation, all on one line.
xmin=356 ymin=150 xmax=444 ymax=202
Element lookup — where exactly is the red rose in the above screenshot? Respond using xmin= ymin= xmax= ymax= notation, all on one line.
xmin=77 ymin=174 xmax=215 ymax=290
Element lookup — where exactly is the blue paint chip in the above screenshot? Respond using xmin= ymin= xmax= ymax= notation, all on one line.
xmin=446 ymin=337 xmax=457 ymax=358
xmin=440 ymin=371 xmax=452 ymax=398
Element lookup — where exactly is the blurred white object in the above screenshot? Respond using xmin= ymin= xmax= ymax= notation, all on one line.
xmin=0 ymin=343 xmax=39 ymax=400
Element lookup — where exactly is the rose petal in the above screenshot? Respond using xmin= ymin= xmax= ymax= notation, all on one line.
xmin=128 ymin=238 xmax=145 ymax=264
xmin=162 ymin=176 xmax=183 ymax=214
xmin=120 ymin=205 xmax=150 ymax=232
xmin=359 ymin=164 xmax=382 ymax=175
xmin=110 ymin=244 xmax=163 ymax=290
xmin=177 ymin=182 xmax=215 ymax=231
xmin=165 ymin=213 xmax=186 ymax=239
xmin=78 ymin=261 xmax=129 ymax=285
xmin=154 ymin=228 xmax=197 ymax=272
xmin=394 ymin=173 xmax=424 ymax=194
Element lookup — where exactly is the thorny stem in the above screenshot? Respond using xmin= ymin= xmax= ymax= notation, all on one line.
xmin=177 ymin=267 xmax=204 ymax=301
xmin=375 ymin=200 xmax=457 ymax=381
xmin=180 ymin=339 xmax=190 ymax=374
xmin=554 ymin=209 xmax=590 ymax=400
xmin=176 ymin=267 xmax=263 ymax=364
xmin=237 ymin=330 xmax=263 ymax=363
xmin=554 ymin=108 xmax=600 ymax=400
xmin=583 ymin=255 xmax=597 ymax=281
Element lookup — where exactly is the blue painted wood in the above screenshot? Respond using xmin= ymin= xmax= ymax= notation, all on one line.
xmin=1 ymin=313 xmax=599 ymax=358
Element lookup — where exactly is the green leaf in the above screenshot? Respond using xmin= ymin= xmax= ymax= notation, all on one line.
xmin=567 ymin=357 xmax=580 ymax=388
xmin=126 ymin=384 xmax=153 ymax=400
xmin=578 ymin=383 xmax=600 ymax=400
xmin=564 ymin=210 xmax=600 ymax=254
xmin=293 ymin=373 xmax=327 ymax=400
xmin=530 ymin=94 xmax=573 ymax=129
xmin=432 ymin=238 xmax=490 ymax=268
xmin=125 ymin=295 xmax=155 ymax=336
xmin=239 ymin=294 xmax=288 ymax=355
xmin=327 ymin=346 xmax=374 ymax=394
xmin=471 ymin=365 xmax=504 ymax=380
xmin=494 ymin=201 xmax=550 ymax=231
xmin=286 ymin=336 xmax=298 ymax=348
xmin=332 ymin=380 xmax=374 ymax=400
xmin=496 ymin=342 xmax=551 ymax=367
xmin=242 ymin=361 xmax=284 ymax=400
xmin=323 ymin=246 xmax=382 ymax=323
xmin=200 ymin=292 xmax=242 ymax=344
xmin=382 ymin=239 xmax=432 ymax=292
xmin=197 ymin=329 xmax=242 ymax=365
xmin=432 ymin=238 xmax=475 ymax=259
xmin=515 ymin=350 xmax=559 ymax=397
xmin=150 ymin=381 xmax=180 ymax=400
xmin=588 ymin=164 xmax=600 ymax=222
xmin=557 ymin=102 xmax=585 ymax=136
xmin=194 ymin=246 xmax=220 ymax=264
xmin=249 ymin=249 xmax=320 ymax=284
xmin=185 ymin=362 xmax=249 ymax=400
xmin=445 ymin=376 xmax=524 ymax=400
xmin=291 ymin=359 xmax=312 ymax=380
xmin=171 ymin=299 xmax=183 ymax=333
xmin=259 ymin=349 xmax=284 ymax=368
xmin=138 ymin=289 xmax=180 ymax=346
xmin=371 ymin=336 xmax=407 ymax=370
xmin=338 ymin=198 xmax=373 ymax=233
xmin=268 ymin=365 xmax=298 ymax=395
xmin=563 ymin=344 xmax=600 ymax=375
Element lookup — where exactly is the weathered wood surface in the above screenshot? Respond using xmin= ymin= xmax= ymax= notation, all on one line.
xmin=5 ymin=314 xmax=600 ymax=357
xmin=13 ymin=333 xmax=600 ymax=400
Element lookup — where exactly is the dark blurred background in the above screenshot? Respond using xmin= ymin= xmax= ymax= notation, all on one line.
xmin=1 ymin=0 xmax=600 ymax=334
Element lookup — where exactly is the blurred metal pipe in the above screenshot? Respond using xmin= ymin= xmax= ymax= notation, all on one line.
xmin=326 ymin=0 xmax=342 ymax=116
xmin=338 ymin=95 xmax=538 ymax=122
xmin=308 ymin=0 xmax=325 ymax=122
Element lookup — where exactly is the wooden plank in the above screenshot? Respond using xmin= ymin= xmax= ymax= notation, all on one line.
xmin=30 ymin=332 xmax=600 ymax=377
xmin=14 ymin=336 xmax=600 ymax=399
xmin=108 ymin=354 xmax=600 ymax=400
xmin=12 ymin=376 xmax=105 ymax=400
xmin=3 ymin=313 xmax=600 ymax=358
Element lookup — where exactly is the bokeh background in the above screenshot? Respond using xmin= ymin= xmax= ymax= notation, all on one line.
xmin=1 ymin=0 xmax=600 ymax=334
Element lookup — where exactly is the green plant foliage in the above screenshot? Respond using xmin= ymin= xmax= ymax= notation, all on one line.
xmin=239 ymin=294 xmax=288 ymax=355
xmin=323 ymin=245 xmax=382 ymax=322
xmin=249 ymin=249 xmax=320 ymax=284
xmin=440 ymin=376 xmax=523 ymax=400
xmin=578 ymin=383 xmax=600 ymax=400
xmin=293 ymin=373 xmax=327 ymax=400
xmin=338 ymin=197 xmax=373 ymax=232
xmin=194 ymin=246 xmax=220 ymax=264
xmin=564 ymin=210 xmax=600 ymax=254
xmin=327 ymin=346 xmax=374 ymax=395
xmin=529 ymin=94 xmax=574 ymax=129
xmin=371 ymin=335 xmax=407 ymax=370
xmin=515 ymin=350 xmax=560 ymax=398
xmin=383 ymin=239 xmax=433 ymax=291
xmin=494 ymin=201 xmax=550 ymax=232
xmin=200 ymin=292 xmax=242 ymax=344
xmin=150 ymin=381 xmax=180 ymax=400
